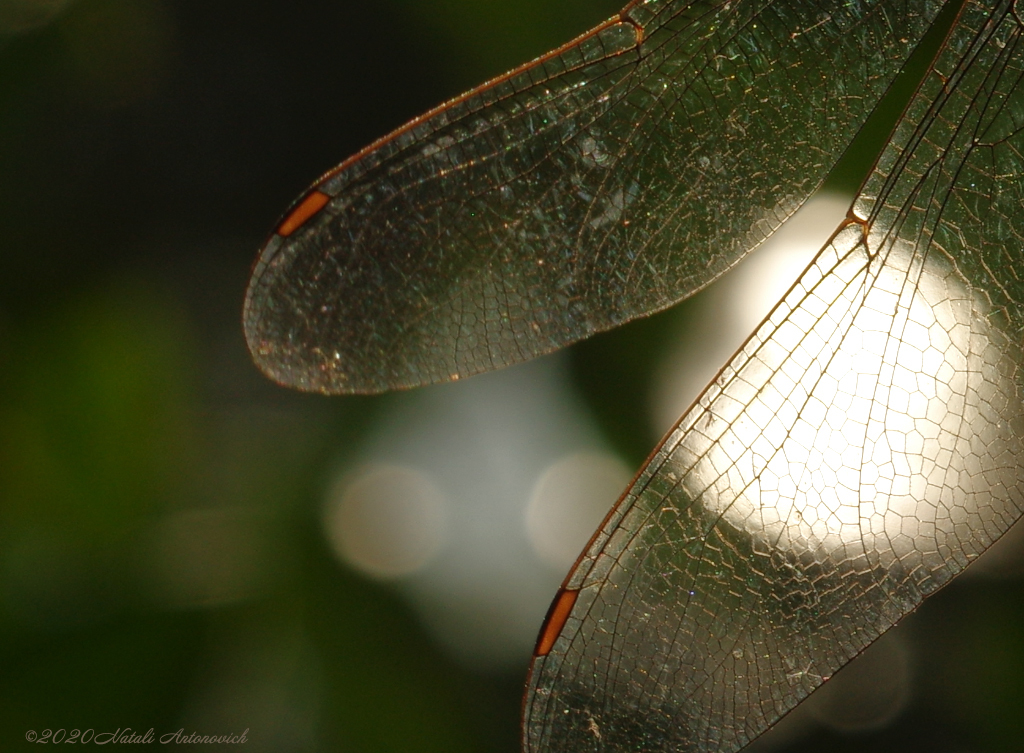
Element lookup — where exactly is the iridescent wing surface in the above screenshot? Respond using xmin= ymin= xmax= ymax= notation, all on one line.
xmin=524 ymin=1 xmax=1024 ymax=750
xmin=244 ymin=0 xmax=944 ymax=393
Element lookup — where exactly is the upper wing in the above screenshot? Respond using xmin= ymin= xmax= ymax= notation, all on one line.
xmin=524 ymin=1 xmax=1024 ymax=750
xmin=244 ymin=0 xmax=943 ymax=393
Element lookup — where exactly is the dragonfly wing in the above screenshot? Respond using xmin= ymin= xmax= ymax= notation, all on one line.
xmin=524 ymin=3 xmax=1024 ymax=750
xmin=244 ymin=0 xmax=943 ymax=393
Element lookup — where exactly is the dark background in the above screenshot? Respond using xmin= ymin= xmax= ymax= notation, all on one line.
xmin=0 ymin=1 xmax=1021 ymax=751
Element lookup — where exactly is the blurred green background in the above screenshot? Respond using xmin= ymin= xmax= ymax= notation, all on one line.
xmin=0 ymin=1 xmax=1021 ymax=751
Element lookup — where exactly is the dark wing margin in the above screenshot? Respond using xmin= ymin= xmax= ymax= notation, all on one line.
xmin=244 ymin=0 xmax=944 ymax=394
xmin=523 ymin=2 xmax=1024 ymax=751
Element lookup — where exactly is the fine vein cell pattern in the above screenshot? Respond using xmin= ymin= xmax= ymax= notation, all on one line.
xmin=244 ymin=0 xmax=941 ymax=393
xmin=524 ymin=2 xmax=1024 ymax=751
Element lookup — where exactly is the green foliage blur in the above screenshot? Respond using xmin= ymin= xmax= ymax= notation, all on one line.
xmin=0 ymin=1 xmax=1020 ymax=751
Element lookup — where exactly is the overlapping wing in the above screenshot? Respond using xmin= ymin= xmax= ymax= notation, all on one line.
xmin=244 ymin=0 xmax=942 ymax=393
xmin=524 ymin=1 xmax=1024 ymax=750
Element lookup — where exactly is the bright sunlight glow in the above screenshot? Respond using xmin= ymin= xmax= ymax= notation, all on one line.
xmin=686 ymin=224 xmax=1023 ymax=564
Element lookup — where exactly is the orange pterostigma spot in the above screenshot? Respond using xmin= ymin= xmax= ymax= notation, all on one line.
xmin=278 ymin=190 xmax=330 ymax=237
xmin=534 ymin=588 xmax=579 ymax=657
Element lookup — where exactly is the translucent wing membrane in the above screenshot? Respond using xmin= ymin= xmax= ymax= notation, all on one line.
xmin=524 ymin=2 xmax=1024 ymax=750
xmin=244 ymin=0 xmax=943 ymax=393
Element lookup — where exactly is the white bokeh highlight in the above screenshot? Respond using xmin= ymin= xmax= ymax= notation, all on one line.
xmin=324 ymin=464 xmax=449 ymax=580
xmin=526 ymin=451 xmax=632 ymax=572
xmin=325 ymin=356 xmax=626 ymax=670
